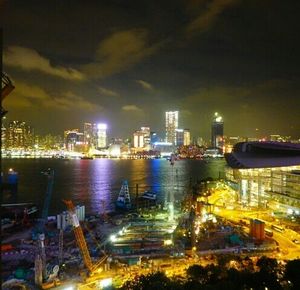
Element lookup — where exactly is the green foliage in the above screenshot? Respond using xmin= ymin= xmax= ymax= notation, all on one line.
xmin=119 ymin=256 xmax=300 ymax=290
xmin=256 ymin=256 xmax=279 ymax=273
xmin=120 ymin=272 xmax=183 ymax=290
xmin=284 ymin=259 xmax=300 ymax=290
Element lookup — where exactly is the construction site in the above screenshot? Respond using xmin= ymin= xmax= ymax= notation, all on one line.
xmin=2 ymin=164 xmax=288 ymax=290
xmin=1 ymin=76 xmax=298 ymax=288
xmin=1 ymin=161 xmax=182 ymax=290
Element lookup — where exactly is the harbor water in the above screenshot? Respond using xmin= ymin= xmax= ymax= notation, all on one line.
xmin=1 ymin=158 xmax=225 ymax=215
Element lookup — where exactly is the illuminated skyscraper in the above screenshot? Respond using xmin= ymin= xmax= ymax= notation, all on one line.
xmin=176 ymin=128 xmax=191 ymax=146
xmin=133 ymin=127 xmax=150 ymax=149
xmin=183 ymin=129 xmax=191 ymax=146
xmin=83 ymin=122 xmax=93 ymax=146
xmin=6 ymin=120 xmax=34 ymax=148
xmin=133 ymin=130 xmax=145 ymax=148
xmin=165 ymin=111 xmax=178 ymax=145
xmin=83 ymin=122 xmax=98 ymax=148
xmin=64 ymin=129 xmax=84 ymax=151
xmin=175 ymin=129 xmax=184 ymax=146
xmin=211 ymin=112 xmax=224 ymax=149
xmin=97 ymin=123 xmax=107 ymax=148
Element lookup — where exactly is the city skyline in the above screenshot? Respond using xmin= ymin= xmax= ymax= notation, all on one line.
xmin=2 ymin=0 xmax=300 ymax=139
xmin=2 ymin=113 xmax=299 ymax=145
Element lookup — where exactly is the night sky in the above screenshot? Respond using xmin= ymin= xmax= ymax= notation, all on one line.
xmin=2 ymin=0 xmax=300 ymax=140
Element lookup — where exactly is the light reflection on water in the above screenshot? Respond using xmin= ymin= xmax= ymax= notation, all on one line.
xmin=2 ymin=158 xmax=225 ymax=214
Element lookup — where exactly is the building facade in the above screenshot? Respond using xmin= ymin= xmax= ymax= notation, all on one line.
xmin=5 ymin=120 xmax=34 ymax=149
xmin=165 ymin=111 xmax=178 ymax=145
xmin=183 ymin=129 xmax=191 ymax=146
xmin=211 ymin=112 xmax=224 ymax=149
xmin=225 ymin=142 xmax=300 ymax=212
xmin=175 ymin=129 xmax=184 ymax=146
xmin=133 ymin=127 xmax=151 ymax=150
xmin=96 ymin=123 xmax=107 ymax=148
xmin=64 ymin=129 xmax=84 ymax=151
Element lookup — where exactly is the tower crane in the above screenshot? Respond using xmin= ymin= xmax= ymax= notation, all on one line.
xmin=32 ymin=169 xmax=54 ymax=286
xmin=63 ymin=199 xmax=108 ymax=275
xmin=33 ymin=169 xmax=55 ymax=239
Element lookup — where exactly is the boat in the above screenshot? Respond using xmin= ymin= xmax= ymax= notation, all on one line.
xmin=80 ymin=155 xmax=94 ymax=160
xmin=81 ymin=156 xmax=93 ymax=160
xmin=141 ymin=191 xmax=157 ymax=201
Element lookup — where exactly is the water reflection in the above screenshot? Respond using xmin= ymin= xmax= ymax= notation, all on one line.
xmin=90 ymin=159 xmax=113 ymax=214
xmin=1 ymin=158 xmax=225 ymax=214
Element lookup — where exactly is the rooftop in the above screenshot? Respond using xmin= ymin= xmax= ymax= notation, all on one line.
xmin=225 ymin=142 xmax=300 ymax=169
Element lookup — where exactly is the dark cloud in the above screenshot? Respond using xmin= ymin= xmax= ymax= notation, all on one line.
xmin=5 ymin=81 xmax=102 ymax=112
xmin=122 ymin=105 xmax=144 ymax=113
xmin=2 ymin=0 xmax=300 ymax=139
xmin=186 ymin=0 xmax=238 ymax=36
xmin=4 ymin=46 xmax=85 ymax=80
xmin=136 ymin=80 xmax=154 ymax=90
xmin=97 ymin=86 xmax=120 ymax=98
xmin=82 ymin=29 xmax=161 ymax=79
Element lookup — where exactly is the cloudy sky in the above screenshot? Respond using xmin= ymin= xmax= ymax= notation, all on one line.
xmin=2 ymin=0 xmax=300 ymax=140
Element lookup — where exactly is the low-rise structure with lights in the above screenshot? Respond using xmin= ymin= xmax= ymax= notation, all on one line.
xmin=225 ymin=142 xmax=300 ymax=212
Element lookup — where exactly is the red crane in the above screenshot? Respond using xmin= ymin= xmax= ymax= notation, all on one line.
xmin=63 ymin=200 xmax=108 ymax=276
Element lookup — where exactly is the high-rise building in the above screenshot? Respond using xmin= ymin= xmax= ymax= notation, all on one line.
xmin=141 ymin=127 xmax=151 ymax=148
xmin=83 ymin=122 xmax=93 ymax=146
xmin=64 ymin=129 xmax=84 ymax=151
xmin=165 ymin=111 xmax=178 ymax=145
xmin=6 ymin=120 xmax=34 ymax=148
xmin=97 ymin=123 xmax=107 ymax=148
xmin=133 ymin=127 xmax=150 ymax=149
xmin=133 ymin=131 xmax=144 ymax=148
xmin=211 ymin=112 xmax=224 ymax=149
xmin=150 ymin=132 xmax=159 ymax=144
xmin=1 ymin=120 xmax=7 ymax=148
xmin=175 ymin=129 xmax=184 ymax=146
xmin=183 ymin=129 xmax=191 ymax=146
xmin=83 ymin=122 xmax=98 ymax=148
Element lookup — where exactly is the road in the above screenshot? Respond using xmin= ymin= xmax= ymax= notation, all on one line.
xmin=207 ymin=184 xmax=300 ymax=260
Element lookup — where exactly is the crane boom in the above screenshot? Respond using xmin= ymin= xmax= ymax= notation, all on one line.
xmin=63 ymin=199 xmax=94 ymax=273
xmin=36 ymin=169 xmax=55 ymax=234
xmin=1 ymin=73 xmax=15 ymax=101
xmin=1 ymin=73 xmax=15 ymax=117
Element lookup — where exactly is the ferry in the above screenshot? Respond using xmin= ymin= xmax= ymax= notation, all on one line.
xmin=80 ymin=156 xmax=94 ymax=160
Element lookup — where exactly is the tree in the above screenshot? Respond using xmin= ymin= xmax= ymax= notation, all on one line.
xmin=255 ymin=257 xmax=282 ymax=290
xmin=120 ymin=272 xmax=183 ymax=290
xmin=186 ymin=264 xmax=208 ymax=284
xmin=284 ymin=259 xmax=300 ymax=290
xmin=256 ymin=256 xmax=279 ymax=274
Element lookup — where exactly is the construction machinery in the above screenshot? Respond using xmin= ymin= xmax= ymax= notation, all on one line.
xmin=63 ymin=199 xmax=108 ymax=276
xmin=1 ymin=72 xmax=15 ymax=117
xmin=33 ymin=169 xmax=55 ymax=239
xmin=32 ymin=169 xmax=55 ymax=287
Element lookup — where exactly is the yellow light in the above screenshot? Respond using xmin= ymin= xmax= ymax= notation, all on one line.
xmin=110 ymin=234 xmax=117 ymax=242
xmin=100 ymin=278 xmax=112 ymax=288
xmin=63 ymin=287 xmax=74 ymax=290
xmin=164 ymin=239 xmax=173 ymax=246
